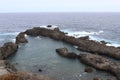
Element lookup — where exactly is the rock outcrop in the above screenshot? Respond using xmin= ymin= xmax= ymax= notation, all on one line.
xmin=0 ymin=42 xmax=18 ymax=59
xmin=78 ymin=53 xmax=120 ymax=80
xmin=16 ymin=32 xmax=28 ymax=44
xmin=25 ymin=27 xmax=120 ymax=59
xmin=0 ymin=60 xmax=16 ymax=76
xmin=56 ymin=47 xmax=77 ymax=59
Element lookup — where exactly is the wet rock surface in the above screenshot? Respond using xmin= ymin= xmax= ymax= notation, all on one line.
xmin=25 ymin=27 xmax=120 ymax=59
xmin=16 ymin=32 xmax=28 ymax=44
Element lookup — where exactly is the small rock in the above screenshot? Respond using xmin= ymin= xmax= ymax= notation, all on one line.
xmin=84 ymin=67 xmax=93 ymax=73
xmin=47 ymin=25 xmax=52 ymax=27
xmin=38 ymin=69 xmax=42 ymax=72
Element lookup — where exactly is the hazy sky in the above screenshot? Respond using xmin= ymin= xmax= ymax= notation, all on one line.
xmin=0 ymin=0 xmax=120 ymax=12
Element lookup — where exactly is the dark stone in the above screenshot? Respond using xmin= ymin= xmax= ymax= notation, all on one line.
xmin=38 ymin=69 xmax=42 ymax=72
xmin=56 ymin=47 xmax=77 ymax=59
xmin=84 ymin=67 xmax=93 ymax=73
xmin=16 ymin=32 xmax=28 ymax=44
xmin=0 ymin=42 xmax=18 ymax=59
xmin=47 ymin=25 xmax=52 ymax=27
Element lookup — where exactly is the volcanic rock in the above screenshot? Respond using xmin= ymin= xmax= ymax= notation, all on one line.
xmin=56 ymin=47 xmax=77 ymax=59
xmin=16 ymin=32 xmax=28 ymax=44
xmin=25 ymin=27 xmax=120 ymax=59
xmin=78 ymin=53 xmax=120 ymax=80
xmin=0 ymin=42 xmax=18 ymax=59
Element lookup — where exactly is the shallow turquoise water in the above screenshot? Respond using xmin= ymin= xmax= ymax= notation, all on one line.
xmin=7 ymin=36 xmax=116 ymax=80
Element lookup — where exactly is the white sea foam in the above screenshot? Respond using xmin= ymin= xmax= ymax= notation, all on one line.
xmin=65 ymin=30 xmax=104 ymax=38
xmin=11 ymin=39 xmax=16 ymax=43
xmin=0 ymin=32 xmax=19 ymax=36
xmin=64 ymin=30 xmax=120 ymax=47
xmin=40 ymin=25 xmax=58 ymax=30
xmin=35 ymin=36 xmax=41 ymax=39
xmin=89 ymin=36 xmax=120 ymax=47
xmin=74 ymin=46 xmax=78 ymax=49
xmin=25 ymin=34 xmax=27 ymax=37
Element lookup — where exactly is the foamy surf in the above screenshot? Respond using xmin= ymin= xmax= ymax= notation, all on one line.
xmin=65 ymin=30 xmax=104 ymax=38
xmin=0 ymin=32 xmax=19 ymax=36
xmin=89 ymin=36 xmax=120 ymax=47
xmin=63 ymin=29 xmax=120 ymax=47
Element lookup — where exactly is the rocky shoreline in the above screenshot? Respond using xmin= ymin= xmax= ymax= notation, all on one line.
xmin=0 ymin=31 xmax=53 ymax=80
xmin=0 ymin=26 xmax=120 ymax=80
xmin=25 ymin=27 xmax=120 ymax=59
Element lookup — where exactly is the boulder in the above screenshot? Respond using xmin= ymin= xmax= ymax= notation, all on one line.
xmin=56 ymin=47 xmax=77 ymax=59
xmin=0 ymin=42 xmax=18 ymax=59
xmin=78 ymin=53 xmax=120 ymax=80
xmin=16 ymin=32 xmax=28 ymax=44
xmin=47 ymin=25 xmax=52 ymax=27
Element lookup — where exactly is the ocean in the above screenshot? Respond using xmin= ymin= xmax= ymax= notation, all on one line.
xmin=0 ymin=12 xmax=120 ymax=80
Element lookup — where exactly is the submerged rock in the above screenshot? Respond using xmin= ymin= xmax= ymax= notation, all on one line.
xmin=16 ymin=32 xmax=28 ymax=44
xmin=56 ymin=47 xmax=77 ymax=59
xmin=84 ymin=67 xmax=93 ymax=73
xmin=0 ymin=42 xmax=18 ymax=59
xmin=78 ymin=53 xmax=120 ymax=80
xmin=25 ymin=27 xmax=120 ymax=59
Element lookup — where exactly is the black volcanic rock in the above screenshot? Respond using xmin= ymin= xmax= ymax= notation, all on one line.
xmin=78 ymin=36 xmax=89 ymax=40
xmin=16 ymin=32 xmax=28 ymax=44
xmin=0 ymin=42 xmax=18 ymax=59
xmin=56 ymin=47 xmax=77 ymax=59
xmin=78 ymin=53 xmax=120 ymax=80
xmin=47 ymin=25 xmax=52 ymax=27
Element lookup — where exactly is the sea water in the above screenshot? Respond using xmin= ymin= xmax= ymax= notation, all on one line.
xmin=0 ymin=12 xmax=119 ymax=80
